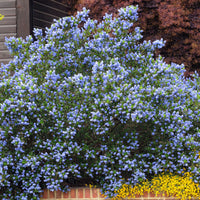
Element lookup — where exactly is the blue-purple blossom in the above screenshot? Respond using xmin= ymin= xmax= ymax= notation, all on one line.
xmin=0 ymin=5 xmax=199 ymax=200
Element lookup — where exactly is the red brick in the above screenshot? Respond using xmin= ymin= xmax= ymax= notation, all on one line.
xmin=159 ymin=193 xmax=166 ymax=197
xmin=85 ymin=188 xmax=91 ymax=198
xmin=92 ymin=188 xmax=99 ymax=198
xmin=78 ymin=188 xmax=83 ymax=198
xmin=70 ymin=188 xmax=76 ymax=198
xmin=49 ymin=190 xmax=55 ymax=198
xmin=134 ymin=193 xmax=142 ymax=198
xmin=56 ymin=190 xmax=62 ymax=198
xmin=142 ymin=191 xmax=149 ymax=198
xmin=40 ymin=189 xmax=48 ymax=199
xmin=63 ymin=190 xmax=70 ymax=198
xmin=151 ymin=192 xmax=165 ymax=198
xmin=149 ymin=191 xmax=156 ymax=197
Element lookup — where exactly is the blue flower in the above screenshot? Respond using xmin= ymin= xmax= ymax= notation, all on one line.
xmin=0 ymin=4 xmax=200 ymax=199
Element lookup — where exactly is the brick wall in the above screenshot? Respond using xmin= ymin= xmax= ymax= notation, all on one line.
xmin=40 ymin=187 xmax=180 ymax=200
xmin=40 ymin=187 xmax=105 ymax=200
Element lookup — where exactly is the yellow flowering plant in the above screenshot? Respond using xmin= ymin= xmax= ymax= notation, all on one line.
xmin=100 ymin=151 xmax=200 ymax=200
xmin=111 ymin=172 xmax=200 ymax=200
xmin=0 ymin=14 xmax=4 ymax=20
xmin=150 ymin=172 xmax=200 ymax=200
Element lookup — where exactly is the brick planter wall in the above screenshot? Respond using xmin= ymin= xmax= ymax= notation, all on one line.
xmin=40 ymin=187 xmax=104 ymax=200
xmin=39 ymin=187 xmax=185 ymax=200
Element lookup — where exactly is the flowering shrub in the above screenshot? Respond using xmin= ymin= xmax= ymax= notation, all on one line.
xmin=0 ymin=5 xmax=200 ymax=200
xmin=112 ymin=172 xmax=200 ymax=200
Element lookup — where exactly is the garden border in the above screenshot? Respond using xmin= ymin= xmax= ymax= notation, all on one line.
xmin=40 ymin=187 xmax=199 ymax=200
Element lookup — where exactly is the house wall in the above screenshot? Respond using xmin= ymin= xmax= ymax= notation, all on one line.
xmin=0 ymin=0 xmax=70 ymax=66
xmin=32 ymin=0 xmax=70 ymax=31
xmin=0 ymin=0 xmax=17 ymax=65
xmin=16 ymin=0 xmax=31 ymax=38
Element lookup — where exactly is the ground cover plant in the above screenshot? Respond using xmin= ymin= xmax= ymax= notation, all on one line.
xmin=112 ymin=172 xmax=200 ymax=200
xmin=0 ymin=5 xmax=200 ymax=200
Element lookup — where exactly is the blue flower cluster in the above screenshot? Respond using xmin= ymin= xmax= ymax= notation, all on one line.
xmin=0 ymin=5 xmax=200 ymax=199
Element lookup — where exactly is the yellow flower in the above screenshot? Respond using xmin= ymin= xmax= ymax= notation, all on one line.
xmin=107 ymin=172 xmax=200 ymax=200
xmin=0 ymin=14 xmax=4 ymax=20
